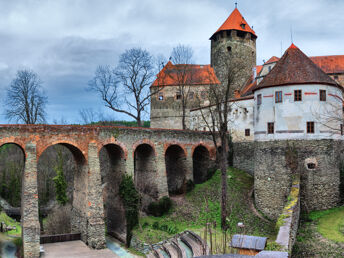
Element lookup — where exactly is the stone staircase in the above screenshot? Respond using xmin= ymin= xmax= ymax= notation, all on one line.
xmin=146 ymin=230 xmax=209 ymax=258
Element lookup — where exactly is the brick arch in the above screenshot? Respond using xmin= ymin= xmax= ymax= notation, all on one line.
xmin=37 ymin=140 xmax=87 ymax=161
xmin=98 ymin=140 xmax=128 ymax=160
xmin=191 ymin=142 xmax=213 ymax=158
xmin=132 ymin=139 xmax=156 ymax=157
xmin=164 ymin=142 xmax=188 ymax=157
xmin=0 ymin=140 xmax=26 ymax=156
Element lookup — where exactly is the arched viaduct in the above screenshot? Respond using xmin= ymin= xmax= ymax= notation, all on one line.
xmin=0 ymin=124 xmax=215 ymax=257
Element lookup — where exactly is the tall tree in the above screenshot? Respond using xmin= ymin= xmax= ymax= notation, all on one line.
xmin=5 ymin=69 xmax=47 ymax=124
xmin=196 ymin=49 xmax=246 ymax=230
xmin=89 ymin=48 xmax=157 ymax=127
xmin=170 ymin=44 xmax=195 ymax=129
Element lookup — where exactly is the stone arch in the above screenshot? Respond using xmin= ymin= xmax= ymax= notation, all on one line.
xmin=193 ymin=145 xmax=210 ymax=184
xmin=99 ymin=143 xmax=126 ymax=241
xmin=36 ymin=142 xmax=88 ymax=240
xmin=99 ymin=140 xmax=128 ymax=160
xmin=134 ymin=143 xmax=158 ymax=209
xmin=0 ymin=143 xmax=26 ymax=213
xmin=165 ymin=144 xmax=187 ymax=195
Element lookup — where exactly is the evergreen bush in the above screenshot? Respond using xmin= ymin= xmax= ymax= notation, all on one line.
xmin=147 ymin=196 xmax=172 ymax=217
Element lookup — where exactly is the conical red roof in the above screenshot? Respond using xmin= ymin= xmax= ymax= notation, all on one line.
xmin=253 ymin=44 xmax=339 ymax=91
xmin=211 ymin=8 xmax=256 ymax=39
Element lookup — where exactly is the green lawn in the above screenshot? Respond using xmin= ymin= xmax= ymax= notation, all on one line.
xmin=0 ymin=211 xmax=21 ymax=237
xmin=310 ymin=206 xmax=344 ymax=242
xmin=133 ymin=168 xmax=275 ymax=244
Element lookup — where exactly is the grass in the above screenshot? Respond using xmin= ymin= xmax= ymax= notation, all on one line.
xmin=133 ymin=168 xmax=276 ymax=245
xmin=0 ymin=211 xmax=21 ymax=237
xmin=310 ymin=206 xmax=344 ymax=242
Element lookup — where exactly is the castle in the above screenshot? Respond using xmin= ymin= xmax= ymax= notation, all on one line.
xmin=150 ymin=7 xmax=344 ymax=220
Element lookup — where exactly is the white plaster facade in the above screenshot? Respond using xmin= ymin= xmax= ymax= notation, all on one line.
xmin=253 ymin=84 xmax=343 ymax=141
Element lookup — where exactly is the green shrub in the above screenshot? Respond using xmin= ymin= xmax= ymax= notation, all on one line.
xmin=119 ymin=175 xmax=139 ymax=247
xmin=265 ymin=241 xmax=282 ymax=251
xmin=152 ymin=222 xmax=160 ymax=230
xmin=147 ymin=196 xmax=172 ymax=217
xmin=142 ymin=222 xmax=149 ymax=229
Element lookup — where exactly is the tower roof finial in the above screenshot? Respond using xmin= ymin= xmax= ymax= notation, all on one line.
xmin=235 ymin=1 xmax=238 ymax=8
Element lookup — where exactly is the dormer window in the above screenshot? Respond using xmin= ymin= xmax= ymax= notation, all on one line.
xmin=240 ymin=23 xmax=246 ymax=29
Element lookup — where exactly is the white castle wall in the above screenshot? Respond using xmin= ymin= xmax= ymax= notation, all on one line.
xmin=254 ymin=84 xmax=343 ymax=141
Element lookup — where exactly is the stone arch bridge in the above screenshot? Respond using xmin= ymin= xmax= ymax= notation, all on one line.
xmin=0 ymin=124 xmax=215 ymax=257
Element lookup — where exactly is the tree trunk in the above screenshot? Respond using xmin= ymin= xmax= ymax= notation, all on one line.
xmin=220 ymin=135 xmax=228 ymax=230
xmin=182 ymin=104 xmax=186 ymax=129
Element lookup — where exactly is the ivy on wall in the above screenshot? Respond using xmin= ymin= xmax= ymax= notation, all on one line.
xmin=119 ymin=174 xmax=139 ymax=247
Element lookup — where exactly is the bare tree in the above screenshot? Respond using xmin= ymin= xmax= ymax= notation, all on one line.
xmin=79 ymin=108 xmax=98 ymax=124
xmin=89 ymin=48 xmax=158 ymax=127
xmin=5 ymin=69 xmax=47 ymax=124
xmin=195 ymin=49 xmax=246 ymax=230
xmin=170 ymin=44 xmax=195 ymax=129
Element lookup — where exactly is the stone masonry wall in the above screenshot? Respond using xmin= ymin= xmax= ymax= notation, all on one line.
xmin=233 ymin=141 xmax=255 ymax=175
xmin=255 ymin=140 xmax=341 ymax=220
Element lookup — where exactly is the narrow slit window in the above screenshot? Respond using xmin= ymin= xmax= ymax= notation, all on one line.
xmin=320 ymin=90 xmax=326 ymax=101
xmin=307 ymin=122 xmax=315 ymax=134
xmin=267 ymin=122 xmax=274 ymax=134
xmin=294 ymin=90 xmax=302 ymax=101
xmin=275 ymin=91 xmax=282 ymax=103
xmin=257 ymin=94 xmax=262 ymax=105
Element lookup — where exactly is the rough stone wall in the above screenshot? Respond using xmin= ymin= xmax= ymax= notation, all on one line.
xmin=254 ymin=140 xmax=341 ymax=220
xmin=233 ymin=141 xmax=255 ymax=175
xmin=150 ymin=85 xmax=211 ymax=129
xmin=211 ymin=30 xmax=256 ymax=96
xmin=192 ymin=146 xmax=210 ymax=184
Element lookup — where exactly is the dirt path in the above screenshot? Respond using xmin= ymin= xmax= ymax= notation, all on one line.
xmin=247 ymin=187 xmax=270 ymax=223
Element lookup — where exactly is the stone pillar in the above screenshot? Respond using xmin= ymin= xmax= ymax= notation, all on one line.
xmin=126 ymin=148 xmax=134 ymax=177
xmin=185 ymin=146 xmax=194 ymax=182
xmin=21 ymin=142 xmax=40 ymax=258
xmin=86 ymin=143 xmax=106 ymax=249
xmin=155 ymin=143 xmax=169 ymax=198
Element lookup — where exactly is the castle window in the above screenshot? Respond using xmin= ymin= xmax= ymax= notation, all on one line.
xmin=188 ymin=91 xmax=194 ymax=100
xmin=176 ymin=91 xmax=182 ymax=100
xmin=245 ymin=129 xmax=250 ymax=136
xmin=267 ymin=122 xmax=274 ymax=134
xmin=320 ymin=90 xmax=326 ymax=101
xmin=240 ymin=23 xmax=246 ymax=29
xmin=257 ymin=94 xmax=262 ymax=105
xmin=275 ymin=91 xmax=282 ymax=103
xmin=227 ymin=46 xmax=232 ymax=53
xmin=158 ymin=92 xmax=164 ymax=101
xmin=307 ymin=122 xmax=315 ymax=134
xmin=294 ymin=90 xmax=302 ymax=101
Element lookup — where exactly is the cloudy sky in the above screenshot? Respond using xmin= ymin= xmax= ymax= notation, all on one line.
xmin=0 ymin=0 xmax=343 ymax=124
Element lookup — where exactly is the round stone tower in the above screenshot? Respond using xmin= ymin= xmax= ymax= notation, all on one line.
xmin=210 ymin=7 xmax=257 ymax=96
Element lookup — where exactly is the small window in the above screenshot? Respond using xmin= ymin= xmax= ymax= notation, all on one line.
xmin=240 ymin=23 xmax=246 ymax=29
xmin=257 ymin=94 xmax=262 ymax=105
xmin=307 ymin=122 xmax=315 ymax=134
xmin=227 ymin=46 xmax=232 ymax=52
xmin=267 ymin=122 xmax=274 ymax=134
xmin=188 ymin=91 xmax=194 ymax=100
xmin=245 ymin=129 xmax=250 ymax=136
xmin=158 ymin=92 xmax=164 ymax=101
xmin=294 ymin=90 xmax=302 ymax=101
xmin=275 ymin=91 xmax=282 ymax=103
xmin=341 ymin=124 xmax=344 ymax=135
xmin=320 ymin=90 xmax=326 ymax=101
xmin=176 ymin=91 xmax=182 ymax=100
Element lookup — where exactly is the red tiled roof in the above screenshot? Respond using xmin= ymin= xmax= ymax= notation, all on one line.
xmin=265 ymin=56 xmax=280 ymax=64
xmin=210 ymin=8 xmax=256 ymax=39
xmin=310 ymin=55 xmax=344 ymax=74
xmin=253 ymin=44 xmax=339 ymax=91
xmin=256 ymin=65 xmax=263 ymax=76
xmin=151 ymin=61 xmax=220 ymax=87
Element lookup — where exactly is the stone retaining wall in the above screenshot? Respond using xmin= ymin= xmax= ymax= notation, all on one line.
xmin=233 ymin=141 xmax=255 ymax=175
